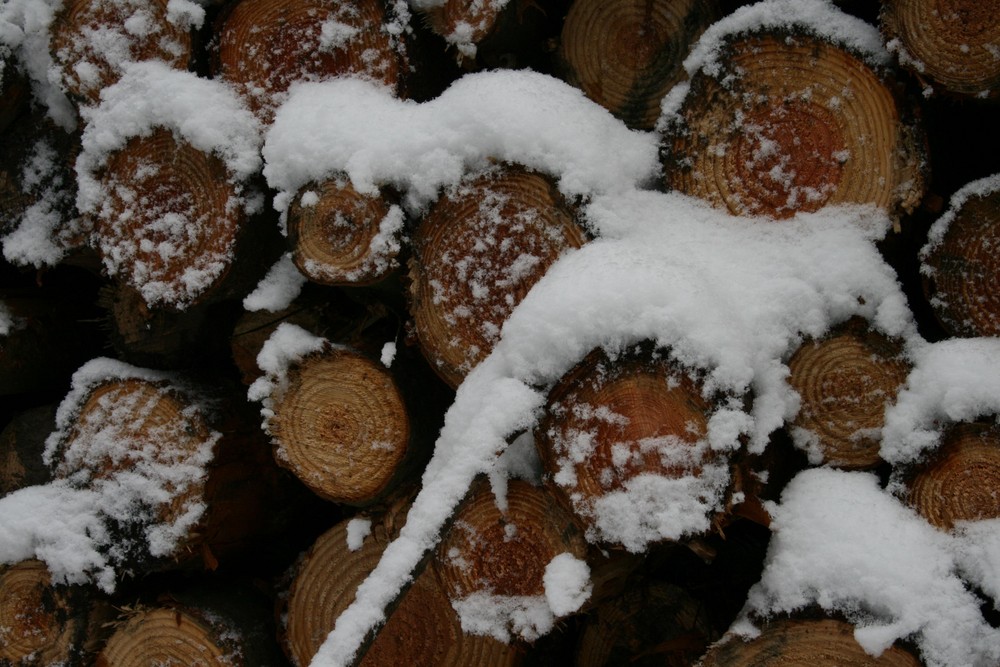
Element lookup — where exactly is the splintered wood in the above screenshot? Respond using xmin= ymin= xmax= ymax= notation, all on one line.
xmin=662 ymin=32 xmax=925 ymax=220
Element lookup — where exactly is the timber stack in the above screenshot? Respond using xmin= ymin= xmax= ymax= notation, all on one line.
xmin=0 ymin=0 xmax=997 ymax=665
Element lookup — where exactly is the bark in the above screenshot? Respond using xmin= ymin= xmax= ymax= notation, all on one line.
xmin=287 ymin=178 xmax=404 ymax=286
xmin=213 ymin=0 xmax=406 ymax=122
xmin=0 ymin=559 xmax=115 ymax=666
xmin=535 ymin=346 xmax=729 ymax=547
xmin=94 ymin=581 xmax=282 ymax=667
xmin=48 ymin=0 xmax=194 ymax=105
xmin=697 ymin=617 xmax=923 ymax=666
xmin=575 ymin=580 xmax=714 ymax=667
xmin=281 ymin=502 xmax=521 ymax=667
xmin=661 ymin=31 xmax=927 ymax=221
xmin=91 ymin=128 xmax=281 ymax=310
xmin=881 ymin=0 xmax=1000 ymax=99
xmin=435 ymin=477 xmax=589 ymax=608
xmin=409 ymin=165 xmax=587 ymax=387
xmin=0 ymin=404 xmax=56 ymax=495
xmin=904 ymin=421 xmax=1000 ymax=530
xmin=557 ymin=0 xmax=718 ymax=130
xmin=921 ymin=182 xmax=1000 ymax=337
xmin=786 ymin=317 xmax=911 ymax=470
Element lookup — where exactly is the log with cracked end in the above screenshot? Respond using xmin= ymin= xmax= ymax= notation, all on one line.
xmin=661 ymin=31 xmax=927 ymax=221
xmin=786 ymin=317 xmax=912 ymax=470
xmin=409 ymin=165 xmax=588 ymax=388
xmin=0 ymin=559 xmax=115 ymax=666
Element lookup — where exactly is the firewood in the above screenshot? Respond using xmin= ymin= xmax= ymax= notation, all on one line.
xmin=435 ymin=478 xmax=590 ymax=632
xmin=557 ymin=0 xmax=718 ymax=130
xmin=282 ymin=504 xmax=520 ymax=667
xmin=409 ymin=165 xmax=587 ymax=387
xmin=0 ymin=559 xmax=114 ymax=666
xmin=286 ymin=178 xmax=404 ymax=286
xmin=95 ymin=583 xmax=282 ymax=667
xmin=535 ymin=346 xmax=728 ymax=549
xmin=90 ymin=127 xmax=276 ymax=310
xmin=921 ymin=179 xmax=1000 ymax=337
xmin=697 ymin=617 xmax=923 ymax=666
xmin=904 ymin=421 xmax=1000 ymax=530
xmin=214 ymin=0 xmax=406 ymax=122
xmin=881 ymin=0 xmax=1000 ymax=99
xmin=574 ymin=580 xmax=714 ymax=667
xmin=0 ymin=404 xmax=56 ymax=495
xmin=263 ymin=343 xmax=420 ymax=506
xmin=46 ymin=371 xmax=303 ymax=575
xmin=48 ymin=0 xmax=195 ymax=104
xmin=661 ymin=30 xmax=926 ymax=220
xmin=786 ymin=317 xmax=911 ymax=470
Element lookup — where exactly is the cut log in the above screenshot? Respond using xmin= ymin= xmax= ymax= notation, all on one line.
xmin=881 ymin=0 xmax=1000 ymax=99
xmin=535 ymin=346 xmax=727 ymax=549
xmin=435 ymin=478 xmax=590 ymax=637
xmin=48 ymin=0 xmax=194 ymax=104
xmin=920 ymin=177 xmax=1000 ymax=337
xmin=574 ymin=580 xmax=714 ymax=667
xmin=214 ymin=0 xmax=406 ymax=121
xmin=661 ymin=31 xmax=926 ymax=220
xmin=698 ymin=617 xmax=923 ymax=666
xmin=0 ymin=559 xmax=114 ymax=666
xmin=0 ymin=404 xmax=56 ymax=494
xmin=409 ymin=165 xmax=587 ymax=387
xmin=786 ymin=317 xmax=911 ymax=470
xmin=286 ymin=178 xmax=404 ymax=286
xmin=0 ymin=56 xmax=29 ymax=134
xmin=557 ymin=0 xmax=718 ymax=130
xmin=47 ymin=369 xmax=304 ymax=576
xmin=281 ymin=504 xmax=521 ymax=667
xmin=90 ymin=127 xmax=274 ymax=310
xmin=904 ymin=421 xmax=1000 ymax=530
xmin=263 ymin=344 xmax=417 ymax=505
xmin=95 ymin=583 xmax=282 ymax=667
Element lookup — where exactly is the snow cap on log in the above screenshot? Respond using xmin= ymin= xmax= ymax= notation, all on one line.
xmin=735 ymin=468 xmax=1000 ymax=667
xmin=920 ymin=173 xmax=1000 ymax=338
xmin=262 ymin=70 xmax=660 ymax=215
xmin=75 ymin=62 xmax=264 ymax=308
xmin=659 ymin=0 xmax=925 ymax=220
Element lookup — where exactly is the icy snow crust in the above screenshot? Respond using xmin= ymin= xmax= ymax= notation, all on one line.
xmin=0 ymin=358 xmax=219 ymax=593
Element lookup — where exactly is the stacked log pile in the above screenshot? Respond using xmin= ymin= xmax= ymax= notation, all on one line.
xmin=1 ymin=0 xmax=998 ymax=665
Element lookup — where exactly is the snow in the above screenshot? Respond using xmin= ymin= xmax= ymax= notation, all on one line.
xmin=736 ymin=468 xmax=1000 ymax=667
xmin=881 ymin=338 xmax=1000 ymax=464
xmin=0 ymin=301 xmax=18 ymax=336
xmin=0 ymin=0 xmax=76 ymax=130
xmin=243 ymin=253 xmax=308 ymax=313
xmin=0 ymin=358 xmax=220 ymax=593
xmin=346 ymin=518 xmax=372 ymax=552
xmin=262 ymin=70 xmax=658 ymax=215
xmin=542 ymin=553 xmax=591 ymax=617
xmin=380 ymin=341 xmax=397 ymax=368
xmin=247 ymin=323 xmax=330 ymax=427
